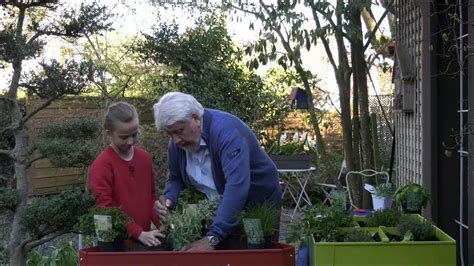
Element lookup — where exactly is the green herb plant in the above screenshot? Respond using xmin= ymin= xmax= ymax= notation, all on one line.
xmin=375 ymin=183 xmax=395 ymax=197
xmin=288 ymin=203 xmax=352 ymax=245
xmin=75 ymin=207 xmax=128 ymax=242
xmin=342 ymin=228 xmax=375 ymax=242
xmin=366 ymin=208 xmax=402 ymax=227
xmin=242 ymin=202 xmax=278 ymax=237
xmin=397 ymin=215 xmax=436 ymax=241
xmin=165 ymin=197 xmax=220 ymax=250
xmin=394 ymin=183 xmax=431 ymax=212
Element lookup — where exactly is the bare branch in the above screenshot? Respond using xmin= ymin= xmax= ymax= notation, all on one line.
xmin=20 ymin=94 xmax=61 ymax=126
xmin=27 ymin=154 xmax=46 ymax=168
xmin=0 ymin=149 xmax=13 ymax=158
xmin=363 ymin=5 xmax=391 ymax=52
xmin=309 ymin=2 xmax=338 ymax=73
xmin=24 ymin=231 xmax=67 ymax=251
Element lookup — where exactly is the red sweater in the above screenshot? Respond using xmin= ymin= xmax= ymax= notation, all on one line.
xmin=88 ymin=145 xmax=160 ymax=239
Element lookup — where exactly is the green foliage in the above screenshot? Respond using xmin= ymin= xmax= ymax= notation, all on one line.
xmin=375 ymin=182 xmax=395 ymax=197
xmin=397 ymin=215 xmax=436 ymax=241
xmin=35 ymin=118 xmax=103 ymax=168
xmin=265 ymin=132 xmax=315 ymax=155
xmin=342 ymin=228 xmax=375 ymax=242
xmin=366 ymin=208 xmax=402 ymax=227
xmin=137 ymin=13 xmax=281 ymax=129
xmin=0 ymin=25 xmax=40 ymax=63
xmin=175 ymin=188 xmax=206 ymax=212
xmin=329 ymin=189 xmax=348 ymax=210
xmin=75 ymin=206 xmax=128 ymax=242
xmin=394 ymin=183 xmax=431 ymax=211
xmin=21 ymin=188 xmax=95 ymax=239
xmin=0 ymin=187 xmax=20 ymax=211
xmin=288 ymin=203 xmax=352 ymax=244
xmin=0 ymin=246 xmax=7 ymax=265
xmin=26 ymin=241 xmax=78 ymax=266
xmin=165 ymin=197 xmax=220 ymax=250
xmin=242 ymin=202 xmax=278 ymax=237
xmin=25 ymin=59 xmax=96 ymax=99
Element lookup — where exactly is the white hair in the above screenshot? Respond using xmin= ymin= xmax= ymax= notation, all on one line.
xmin=153 ymin=92 xmax=204 ymax=131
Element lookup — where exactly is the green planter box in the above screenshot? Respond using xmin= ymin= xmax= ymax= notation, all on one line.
xmin=309 ymin=215 xmax=456 ymax=266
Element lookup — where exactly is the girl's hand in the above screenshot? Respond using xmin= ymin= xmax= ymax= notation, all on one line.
xmin=138 ymin=230 xmax=164 ymax=247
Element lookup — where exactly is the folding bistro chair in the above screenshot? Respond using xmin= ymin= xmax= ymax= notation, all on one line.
xmin=316 ymin=160 xmax=347 ymax=205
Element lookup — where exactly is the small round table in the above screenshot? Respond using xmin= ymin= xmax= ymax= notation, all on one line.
xmin=278 ymin=166 xmax=316 ymax=220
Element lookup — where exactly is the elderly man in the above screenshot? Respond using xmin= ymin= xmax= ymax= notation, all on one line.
xmin=153 ymin=92 xmax=281 ymax=251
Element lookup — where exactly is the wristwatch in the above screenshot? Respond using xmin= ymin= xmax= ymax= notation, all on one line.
xmin=207 ymin=235 xmax=220 ymax=247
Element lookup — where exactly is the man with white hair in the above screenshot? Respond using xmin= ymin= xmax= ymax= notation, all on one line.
xmin=153 ymin=92 xmax=281 ymax=251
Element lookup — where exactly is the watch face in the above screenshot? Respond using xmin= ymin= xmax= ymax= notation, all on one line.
xmin=208 ymin=235 xmax=220 ymax=246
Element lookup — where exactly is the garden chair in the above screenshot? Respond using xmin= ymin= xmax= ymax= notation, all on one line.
xmin=316 ymin=160 xmax=347 ymax=205
xmin=345 ymin=169 xmax=390 ymax=209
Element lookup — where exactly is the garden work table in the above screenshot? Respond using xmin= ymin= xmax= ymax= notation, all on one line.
xmin=278 ymin=166 xmax=315 ymax=221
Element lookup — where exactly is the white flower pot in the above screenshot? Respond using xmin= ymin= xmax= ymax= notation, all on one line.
xmin=371 ymin=194 xmax=393 ymax=210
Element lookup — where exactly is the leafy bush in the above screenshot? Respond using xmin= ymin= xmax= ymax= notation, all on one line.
xmin=0 ymin=187 xmax=20 ymax=211
xmin=21 ymin=188 xmax=95 ymax=238
xmin=35 ymin=118 xmax=103 ymax=168
xmin=366 ymin=208 xmax=402 ymax=227
xmin=75 ymin=207 xmax=128 ymax=242
xmin=397 ymin=215 xmax=436 ymax=241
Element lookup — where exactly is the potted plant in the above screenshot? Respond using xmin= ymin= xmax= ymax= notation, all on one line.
xmin=241 ymin=202 xmax=279 ymax=249
xmin=266 ymin=132 xmax=314 ymax=169
xmin=394 ymin=183 xmax=431 ymax=214
xmin=372 ymin=182 xmax=395 ymax=210
xmin=75 ymin=207 xmax=128 ymax=252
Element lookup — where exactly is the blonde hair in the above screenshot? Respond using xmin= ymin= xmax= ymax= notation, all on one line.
xmin=104 ymin=102 xmax=139 ymax=131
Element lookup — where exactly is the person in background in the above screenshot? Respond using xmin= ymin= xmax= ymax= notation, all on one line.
xmin=153 ymin=92 xmax=282 ymax=251
xmin=89 ymin=101 xmax=162 ymax=247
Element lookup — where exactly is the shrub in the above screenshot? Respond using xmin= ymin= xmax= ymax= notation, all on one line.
xmin=0 ymin=188 xmax=20 ymax=211
xmin=21 ymin=188 xmax=95 ymax=238
xmin=35 ymin=118 xmax=103 ymax=168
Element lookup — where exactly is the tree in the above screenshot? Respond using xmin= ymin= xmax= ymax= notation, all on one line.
xmin=137 ymin=13 xmax=283 ymax=131
xmin=226 ymin=0 xmax=392 ymax=207
xmin=0 ymin=1 xmax=112 ymax=264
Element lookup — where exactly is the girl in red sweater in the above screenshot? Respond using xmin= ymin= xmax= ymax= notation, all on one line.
xmin=89 ymin=101 xmax=162 ymax=247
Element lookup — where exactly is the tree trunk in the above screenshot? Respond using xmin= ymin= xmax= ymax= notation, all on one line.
xmin=6 ymin=6 xmax=29 ymax=266
xmin=349 ymin=0 xmax=374 ymax=209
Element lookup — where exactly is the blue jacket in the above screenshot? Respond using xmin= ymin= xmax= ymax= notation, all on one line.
xmin=164 ymin=108 xmax=282 ymax=240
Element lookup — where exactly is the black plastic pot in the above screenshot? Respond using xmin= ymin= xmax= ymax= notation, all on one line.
xmin=401 ymin=202 xmax=422 ymax=214
xmin=98 ymin=237 xmax=125 ymax=252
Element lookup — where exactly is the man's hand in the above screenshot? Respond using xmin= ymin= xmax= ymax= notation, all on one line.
xmin=181 ymin=237 xmax=216 ymax=252
xmin=137 ymin=230 xmax=165 ymax=247
xmin=155 ymin=196 xmax=172 ymax=221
